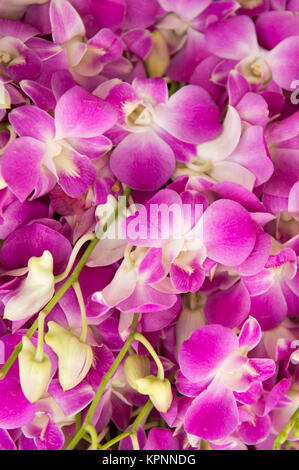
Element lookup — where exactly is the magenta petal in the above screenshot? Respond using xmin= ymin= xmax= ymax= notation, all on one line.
xmin=34 ymin=418 xmax=64 ymax=450
xmin=238 ymin=415 xmax=271 ymax=445
xmin=110 ymin=131 xmax=175 ymax=191
xmin=166 ymin=29 xmax=210 ymax=82
xmin=49 ymin=0 xmax=85 ymax=44
xmin=170 ymin=258 xmax=205 ymax=293
xmin=229 ymin=126 xmax=274 ymax=187
xmin=202 ymin=199 xmax=257 ymax=266
xmin=267 ymin=37 xmax=299 ymax=91
xmin=1 ymin=137 xmax=46 ymax=202
xmin=155 ymin=85 xmax=221 ymax=145
xmin=9 ymin=105 xmax=56 ymax=141
xmin=159 ymin=0 xmax=210 ymax=20
xmin=133 ymin=77 xmax=168 ymax=105
xmin=205 ymin=16 xmax=259 ymax=60
xmin=0 ymin=377 xmax=36 ymax=429
xmin=123 ymin=0 xmax=160 ymax=29
xmin=184 ymin=380 xmax=239 ymax=440
xmin=145 ymin=428 xmax=179 ymax=450
xmin=204 ymin=280 xmax=251 ymax=328
xmin=0 ymin=429 xmax=16 ymax=450
xmin=249 ymin=282 xmax=288 ymax=330
xmin=117 ymin=284 xmax=177 ymax=313
xmin=238 ymin=316 xmax=262 ymax=351
xmin=179 ymin=324 xmax=238 ymax=382
xmin=20 ymin=80 xmax=56 ymax=111
xmin=123 ymin=28 xmax=152 ymax=60
xmin=0 ymin=222 xmax=71 ymax=275
xmin=48 ymin=379 xmax=94 ymax=416
xmin=55 ymin=85 xmax=118 ymax=139
xmin=57 ymin=152 xmax=96 ymax=197
xmin=256 ymin=11 xmax=299 ymax=49
xmin=234 ymin=229 xmax=271 ymax=277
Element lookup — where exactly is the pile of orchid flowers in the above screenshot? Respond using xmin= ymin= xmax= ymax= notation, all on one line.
xmin=0 ymin=0 xmax=298 ymax=452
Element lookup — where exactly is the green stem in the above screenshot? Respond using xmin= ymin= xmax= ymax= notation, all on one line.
xmin=72 ymin=281 xmax=87 ymax=343
xmin=54 ymin=233 xmax=95 ymax=284
xmin=66 ymin=313 xmax=140 ymax=450
xmin=99 ymin=431 xmax=131 ymax=450
xmin=0 ymin=187 xmax=131 ymax=379
xmin=99 ymin=399 xmax=152 ymax=450
xmin=85 ymin=424 xmax=98 ymax=450
xmin=134 ymin=332 xmax=164 ymax=380
xmin=273 ymin=406 xmax=299 ymax=450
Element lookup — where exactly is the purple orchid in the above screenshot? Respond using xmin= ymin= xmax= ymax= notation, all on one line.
xmin=178 ymin=317 xmax=275 ymax=440
xmin=1 ymin=85 xmax=117 ymax=201
xmin=103 ymin=77 xmax=221 ymax=190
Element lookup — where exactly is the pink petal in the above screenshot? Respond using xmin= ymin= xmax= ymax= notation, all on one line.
xmin=204 ymin=280 xmax=251 ymax=328
xmin=238 ymin=316 xmax=262 ymax=351
xmin=249 ymin=282 xmax=288 ymax=330
xmin=55 ymin=85 xmax=118 ymax=139
xmin=155 ymin=85 xmax=221 ymax=145
xmin=256 ymin=11 xmax=299 ymax=49
xmin=202 ymin=199 xmax=257 ymax=266
xmin=49 ymin=0 xmax=85 ymax=44
xmin=56 ymin=151 xmax=96 ymax=197
xmin=229 ymin=126 xmax=274 ymax=187
xmin=0 ymin=376 xmax=36 ymax=429
xmin=196 ymin=105 xmax=241 ymax=162
xmin=158 ymin=0 xmax=211 ymax=20
xmin=20 ymin=80 xmax=56 ymax=111
xmin=0 ymin=429 xmax=16 ymax=450
xmin=184 ymin=380 xmax=239 ymax=440
xmin=179 ymin=324 xmax=238 ymax=382
xmin=205 ymin=16 xmax=259 ymax=60
xmin=117 ymin=283 xmax=177 ymax=313
xmin=267 ymin=36 xmax=299 ymax=91
xmin=133 ymin=77 xmax=168 ymax=105
xmin=110 ymin=131 xmax=175 ymax=191
xmin=145 ymin=428 xmax=179 ymax=450
xmin=238 ymin=415 xmax=271 ymax=445
xmin=1 ymin=137 xmax=46 ymax=202
xmin=8 ymin=105 xmax=55 ymax=142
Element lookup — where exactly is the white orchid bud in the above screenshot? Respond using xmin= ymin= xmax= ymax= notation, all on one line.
xmin=135 ymin=375 xmax=172 ymax=413
xmin=4 ymin=250 xmax=55 ymax=321
xmin=124 ymin=355 xmax=151 ymax=390
xmin=19 ymin=336 xmax=51 ymax=403
xmin=45 ymin=322 xmax=93 ymax=391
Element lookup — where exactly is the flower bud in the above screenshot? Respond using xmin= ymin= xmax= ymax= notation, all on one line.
xmin=19 ymin=336 xmax=51 ymax=403
xmin=4 ymin=250 xmax=55 ymax=321
xmin=145 ymin=31 xmax=170 ymax=78
xmin=135 ymin=375 xmax=172 ymax=413
xmin=124 ymin=355 xmax=151 ymax=390
xmin=45 ymin=321 xmax=93 ymax=391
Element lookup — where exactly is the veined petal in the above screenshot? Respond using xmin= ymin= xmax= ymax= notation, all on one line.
xmin=9 ymin=105 xmax=56 ymax=142
xmin=110 ymin=131 xmax=175 ymax=191
xmin=1 ymin=137 xmax=46 ymax=202
xmin=55 ymin=85 xmax=118 ymax=139
xmin=184 ymin=379 xmax=239 ymax=440
xmin=50 ymin=0 xmax=85 ymax=44
xmin=202 ymin=199 xmax=257 ymax=266
xmin=155 ymin=85 xmax=221 ymax=145
xmin=205 ymin=16 xmax=259 ymax=60
xmin=267 ymin=36 xmax=299 ymax=91
xmin=179 ymin=324 xmax=238 ymax=382
xmin=196 ymin=105 xmax=241 ymax=162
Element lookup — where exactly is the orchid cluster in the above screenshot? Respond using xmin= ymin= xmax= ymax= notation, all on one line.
xmin=0 ymin=0 xmax=298 ymax=452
